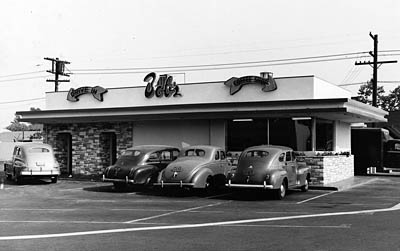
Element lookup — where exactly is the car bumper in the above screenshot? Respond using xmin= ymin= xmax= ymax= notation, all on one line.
xmin=154 ymin=180 xmax=195 ymax=188
xmin=225 ymin=179 xmax=274 ymax=189
xmin=102 ymin=175 xmax=136 ymax=184
xmin=20 ymin=170 xmax=60 ymax=176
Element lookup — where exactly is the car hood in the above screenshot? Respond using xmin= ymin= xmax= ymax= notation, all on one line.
xmin=163 ymin=158 xmax=207 ymax=182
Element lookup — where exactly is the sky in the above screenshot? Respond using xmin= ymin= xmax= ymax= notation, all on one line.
xmin=1 ymin=0 xmax=400 ymax=129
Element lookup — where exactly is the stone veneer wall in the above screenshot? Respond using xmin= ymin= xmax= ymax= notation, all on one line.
xmin=44 ymin=122 xmax=133 ymax=178
xmin=296 ymin=155 xmax=354 ymax=185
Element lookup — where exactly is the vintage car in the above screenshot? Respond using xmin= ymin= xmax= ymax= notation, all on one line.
xmin=155 ymin=145 xmax=231 ymax=191
xmin=4 ymin=143 xmax=60 ymax=184
xmin=102 ymin=145 xmax=180 ymax=190
xmin=226 ymin=145 xmax=311 ymax=199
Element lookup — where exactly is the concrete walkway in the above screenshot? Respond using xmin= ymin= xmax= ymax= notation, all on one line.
xmin=310 ymin=172 xmax=400 ymax=191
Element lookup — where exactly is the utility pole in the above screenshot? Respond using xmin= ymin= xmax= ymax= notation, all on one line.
xmin=355 ymin=32 xmax=397 ymax=107
xmin=44 ymin=57 xmax=70 ymax=92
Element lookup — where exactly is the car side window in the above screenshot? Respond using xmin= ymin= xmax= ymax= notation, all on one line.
xmin=285 ymin=151 xmax=292 ymax=162
xmin=172 ymin=150 xmax=179 ymax=160
xmin=148 ymin=152 xmax=160 ymax=162
xmin=278 ymin=153 xmax=285 ymax=162
xmin=220 ymin=151 xmax=226 ymax=160
xmin=160 ymin=151 xmax=172 ymax=161
xmin=215 ymin=151 xmax=220 ymax=160
xmin=291 ymin=151 xmax=296 ymax=161
xmin=16 ymin=148 xmax=22 ymax=157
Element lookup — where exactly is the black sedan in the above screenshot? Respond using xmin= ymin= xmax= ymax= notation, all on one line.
xmin=102 ymin=145 xmax=180 ymax=190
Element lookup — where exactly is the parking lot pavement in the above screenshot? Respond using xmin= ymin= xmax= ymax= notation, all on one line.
xmin=1 ymin=176 xmax=400 ymax=250
xmin=309 ymin=175 xmax=389 ymax=191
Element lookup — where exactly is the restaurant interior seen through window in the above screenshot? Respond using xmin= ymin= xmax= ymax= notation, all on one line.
xmin=227 ymin=118 xmax=313 ymax=152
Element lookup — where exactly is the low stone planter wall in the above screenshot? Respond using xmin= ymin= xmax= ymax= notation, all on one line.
xmin=296 ymin=155 xmax=354 ymax=185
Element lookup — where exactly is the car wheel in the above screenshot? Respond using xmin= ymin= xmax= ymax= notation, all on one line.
xmin=51 ymin=176 xmax=58 ymax=184
xmin=204 ymin=176 xmax=214 ymax=194
xmin=275 ymin=181 xmax=287 ymax=200
xmin=301 ymin=178 xmax=309 ymax=192
xmin=15 ymin=175 xmax=23 ymax=185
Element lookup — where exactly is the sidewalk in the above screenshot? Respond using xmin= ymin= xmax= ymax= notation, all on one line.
xmin=310 ymin=172 xmax=400 ymax=191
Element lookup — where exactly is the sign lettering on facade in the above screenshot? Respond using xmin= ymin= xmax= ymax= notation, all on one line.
xmin=144 ymin=72 xmax=182 ymax=98
xmin=224 ymin=73 xmax=277 ymax=95
xmin=67 ymin=86 xmax=108 ymax=102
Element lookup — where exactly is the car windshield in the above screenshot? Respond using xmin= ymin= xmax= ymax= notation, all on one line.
xmin=244 ymin=150 xmax=269 ymax=158
xmin=184 ymin=149 xmax=206 ymax=157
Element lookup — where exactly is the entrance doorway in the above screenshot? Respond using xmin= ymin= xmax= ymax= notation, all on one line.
xmin=100 ymin=132 xmax=117 ymax=168
xmin=56 ymin=133 xmax=72 ymax=176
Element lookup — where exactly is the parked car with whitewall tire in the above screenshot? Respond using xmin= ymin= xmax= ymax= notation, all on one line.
xmin=102 ymin=145 xmax=180 ymax=190
xmin=155 ymin=145 xmax=231 ymax=192
xmin=226 ymin=145 xmax=311 ymax=199
xmin=4 ymin=143 xmax=60 ymax=184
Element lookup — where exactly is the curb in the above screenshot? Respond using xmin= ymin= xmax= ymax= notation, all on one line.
xmin=309 ymin=185 xmax=338 ymax=191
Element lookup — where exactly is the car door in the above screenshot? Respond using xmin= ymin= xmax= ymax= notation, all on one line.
xmin=159 ymin=149 xmax=178 ymax=170
xmin=219 ymin=150 xmax=230 ymax=175
xmin=147 ymin=151 xmax=162 ymax=169
xmin=284 ymin=151 xmax=297 ymax=187
xmin=13 ymin=147 xmax=22 ymax=171
xmin=210 ymin=150 xmax=221 ymax=174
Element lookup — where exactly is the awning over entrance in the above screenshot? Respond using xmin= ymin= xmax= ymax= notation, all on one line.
xmin=17 ymin=98 xmax=387 ymax=124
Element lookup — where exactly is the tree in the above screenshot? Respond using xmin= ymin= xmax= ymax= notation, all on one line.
xmin=6 ymin=117 xmax=30 ymax=131
xmin=355 ymin=81 xmax=388 ymax=110
xmin=385 ymin=86 xmax=400 ymax=111
xmin=6 ymin=107 xmax=43 ymax=131
xmin=354 ymin=82 xmax=400 ymax=112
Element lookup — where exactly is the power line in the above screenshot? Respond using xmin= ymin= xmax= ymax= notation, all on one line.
xmin=72 ymin=55 xmax=376 ymax=75
xmin=0 ymin=75 xmax=50 ymax=83
xmin=339 ymin=81 xmax=400 ymax=86
xmin=0 ymin=97 xmax=45 ymax=105
xmin=0 ymin=70 xmax=45 ymax=79
xmin=71 ymin=51 xmax=371 ymax=72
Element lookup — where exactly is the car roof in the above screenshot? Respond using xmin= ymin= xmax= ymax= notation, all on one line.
xmin=182 ymin=145 xmax=223 ymax=151
xmin=244 ymin=145 xmax=293 ymax=152
xmin=126 ymin=145 xmax=179 ymax=152
xmin=16 ymin=142 xmax=53 ymax=149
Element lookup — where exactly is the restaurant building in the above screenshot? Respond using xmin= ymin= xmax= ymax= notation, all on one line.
xmin=17 ymin=72 xmax=387 ymax=184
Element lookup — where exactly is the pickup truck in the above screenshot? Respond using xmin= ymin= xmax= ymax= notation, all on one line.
xmin=226 ymin=145 xmax=311 ymax=199
xmin=4 ymin=143 xmax=60 ymax=184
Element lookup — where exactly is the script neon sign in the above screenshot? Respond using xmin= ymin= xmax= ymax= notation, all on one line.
xmin=144 ymin=72 xmax=182 ymax=98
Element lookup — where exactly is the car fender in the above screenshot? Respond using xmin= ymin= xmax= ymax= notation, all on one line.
xmin=297 ymin=166 xmax=311 ymax=185
xmin=131 ymin=165 xmax=159 ymax=184
xmin=191 ymin=168 xmax=213 ymax=188
xmin=270 ymin=169 xmax=288 ymax=189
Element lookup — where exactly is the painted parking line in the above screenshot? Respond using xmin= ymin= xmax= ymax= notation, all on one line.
xmin=1 ymin=202 xmax=399 ymax=241
xmin=58 ymin=187 xmax=84 ymax=191
xmin=296 ymin=191 xmax=337 ymax=204
xmin=226 ymin=223 xmax=351 ymax=229
xmin=0 ymin=220 xmax=166 ymax=225
xmin=124 ymin=201 xmax=230 ymax=223
xmin=296 ymin=178 xmax=382 ymax=205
